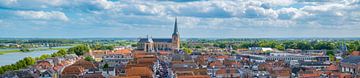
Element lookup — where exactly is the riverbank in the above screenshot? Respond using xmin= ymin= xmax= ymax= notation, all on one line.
xmin=0 ymin=47 xmax=68 ymax=55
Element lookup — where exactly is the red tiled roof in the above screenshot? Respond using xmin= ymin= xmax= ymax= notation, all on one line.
xmin=175 ymin=68 xmax=209 ymax=78
xmin=72 ymin=59 xmax=96 ymax=69
xmin=300 ymin=73 xmax=321 ymax=78
xmin=159 ymin=51 xmax=171 ymax=55
xmin=113 ymin=76 xmax=141 ymax=78
xmin=338 ymin=73 xmax=352 ymax=78
xmin=177 ymin=75 xmax=210 ymax=78
xmin=351 ymin=51 xmax=360 ymax=56
xmin=53 ymin=65 xmax=62 ymax=71
xmin=299 ymin=71 xmax=321 ymax=78
xmin=62 ymin=66 xmax=85 ymax=75
xmin=92 ymin=50 xmax=110 ymax=55
xmin=125 ymin=67 xmax=153 ymax=77
xmin=109 ymin=49 xmax=132 ymax=55
xmin=326 ymin=64 xmax=338 ymax=71
xmin=36 ymin=61 xmax=52 ymax=69
xmin=216 ymin=55 xmax=229 ymax=59
xmin=209 ymin=61 xmax=223 ymax=67
xmin=216 ymin=68 xmax=238 ymax=75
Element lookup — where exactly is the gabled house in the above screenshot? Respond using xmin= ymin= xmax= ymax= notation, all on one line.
xmin=125 ymin=67 xmax=154 ymax=78
xmin=174 ymin=69 xmax=209 ymax=78
xmin=39 ymin=69 xmax=56 ymax=78
xmin=64 ymin=54 xmax=78 ymax=63
xmin=340 ymin=56 xmax=360 ymax=77
xmin=214 ymin=68 xmax=241 ymax=78
xmin=36 ymin=61 xmax=54 ymax=71
xmin=102 ymin=67 xmax=116 ymax=77
xmin=61 ymin=66 xmax=85 ymax=78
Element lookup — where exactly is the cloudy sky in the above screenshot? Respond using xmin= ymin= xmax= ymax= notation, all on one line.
xmin=0 ymin=0 xmax=359 ymax=38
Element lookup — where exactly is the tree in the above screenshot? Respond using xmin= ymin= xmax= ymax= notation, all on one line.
xmin=51 ymin=53 xmax=60 ymax=57
xmin=99 ymin=46 xmax=114 ymax=50
xmin=15 ymin=60 xmax=26 ymax=68
xmin=68 ymin=45 xmax=90 ymax=56
xmin=20 ymin=48 xmax=31 ymax=52
xmin=297 ymin=42 xmax=312 ymax=50
xmin=326 ymin=51 xmax=335 ymax=56
xmin=195 ymin=45 xmax=203 ymax=49
xmin=329 ymin=54 xmax=335 ymax=61
xmin=90 ymin=44 xmax=114 ymax=50
xmin=23 ymin=57 xmax=35 ymax=65
xmin=0 ymin=67 xmax=4 ymax=74
xmin=57 ymin=49 xmax=67 ymax=56
xmin=103 ymin=63 xmax=109 ymax=69
xmin=314 ymin=42 xmax=336 ymax=50
xmin=275 ymin=45 xmax=284 ymax=50
xmin=131 ymin=44 xmax=137 ymax=47
xmin=38 ymin=54 xmax=51 ymax=60
xmin=231 ymin=51 xmax=237 ymax=55
xmin=0 ymin=57 xmax=36 ymax=74
xmin=218 ymin=43 xmax=227 ymax=48
xmin=183 ymin=48 xmax=193 ymax=54
xmin=85 ymin=56 xmax=95 ymax=62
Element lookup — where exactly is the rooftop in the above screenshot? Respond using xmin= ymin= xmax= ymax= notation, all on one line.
xmin=72 ymin=59 xmax=96 ymax=69
xmin=139 ymin=38 xmax=172 ymax=43
xmin=125 ymin=67 xmax=153 ymax=77
xmin=341 ymin=56 xmax=360 ymax=64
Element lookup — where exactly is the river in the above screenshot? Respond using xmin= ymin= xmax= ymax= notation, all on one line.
xmin=0 ymin=46 xmax=73 ymax=66
xmin=0 ymin=50 xmax=57 ymax=66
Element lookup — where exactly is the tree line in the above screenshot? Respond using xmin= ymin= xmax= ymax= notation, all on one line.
xmin=0 ymin=45 xmax=91 ymax=74
xmin=183 ymin=40 xmax=360 ymax=52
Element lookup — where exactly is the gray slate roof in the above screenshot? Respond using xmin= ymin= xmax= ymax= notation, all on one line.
xmin=172 ymin=54 xmax=193 ymax=61
xmin=341 ymin=56 xmax=360 ymax=64
xmin=139 ymin=38 xmax=172 ymax=43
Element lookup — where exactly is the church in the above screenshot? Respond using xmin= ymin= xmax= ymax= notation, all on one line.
xmin=137 ymin=18 xmax=180 ymax=52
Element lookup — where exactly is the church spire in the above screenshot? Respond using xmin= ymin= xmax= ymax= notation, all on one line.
xmin=172 ymin=17 xmax=180 ymax=52
xmin=173 ymin=17 xmax=179 ymax=35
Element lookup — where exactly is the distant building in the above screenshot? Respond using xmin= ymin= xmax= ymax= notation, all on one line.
xmin=248 ymin=47 xmax=273 ymax=52
xmin=137 ymin=18 xmax=180 ymax=52
xmin=351 ymin=51 xmax=360 ymax=56
xmin=102 ymin=54 xmax=132 ymax=67
xmin=244 ymin=53 xmax=330 ymax=62
xmin=340 ymin=56 xmax=360 ymax=77
xmin=1 ymin=69 xmax=38 ymax=78
xmin=61 ymin=59 xmax=96 ymax=78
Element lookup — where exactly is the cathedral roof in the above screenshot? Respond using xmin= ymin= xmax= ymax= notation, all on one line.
xmin=138 ymin=37 xmax=153 ymax=43
xmin=139 ymin=38 xmax=172 ymax=43
xmin=153 ymin=38 xmax=172 ymax=43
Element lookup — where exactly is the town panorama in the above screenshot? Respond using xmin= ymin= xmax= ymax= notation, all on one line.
xmin=0 ymin=0 xmax=360 ymax=78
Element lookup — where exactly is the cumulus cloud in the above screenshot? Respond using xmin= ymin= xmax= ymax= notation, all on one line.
xmin=15 ymin=11 xmax=69 ymax=21
xmin=0 ymin=0 xmax=359 ymax=37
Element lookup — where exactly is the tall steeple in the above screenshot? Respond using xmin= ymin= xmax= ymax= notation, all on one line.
xmin=173 ymin=17 xmax=179 ymax=36
xmin=172 ymin=17 xmax=180 ymax=51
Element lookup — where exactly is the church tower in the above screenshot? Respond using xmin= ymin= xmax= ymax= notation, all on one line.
xmin=172 ymin=17 xmax=180 ymax=51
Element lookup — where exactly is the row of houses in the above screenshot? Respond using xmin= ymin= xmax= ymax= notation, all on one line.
xmin=3 ymin=46 xmax=358 ymax=78
xmin=1 ymin=54 xmax=79 ymax=78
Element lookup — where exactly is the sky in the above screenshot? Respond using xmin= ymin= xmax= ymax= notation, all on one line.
xmin=0 ymin=0 xmax=360 ymax=38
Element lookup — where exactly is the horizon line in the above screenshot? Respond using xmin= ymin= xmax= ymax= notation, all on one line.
xmin=1 ymin=37 xmax=360 ymax=39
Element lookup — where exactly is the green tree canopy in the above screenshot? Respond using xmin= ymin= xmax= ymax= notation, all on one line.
xmin=85 ymin=56 xmax=95 ymax=62
xmin=57 ymin=49 xmax=67 ymax=55
xmin=68 ymin=45 xmax=90 ymax=56
xmin=183 ymin=48 xmax=193 ymax=54
xmin=103 ymin=63 xmax=109 ymax=69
